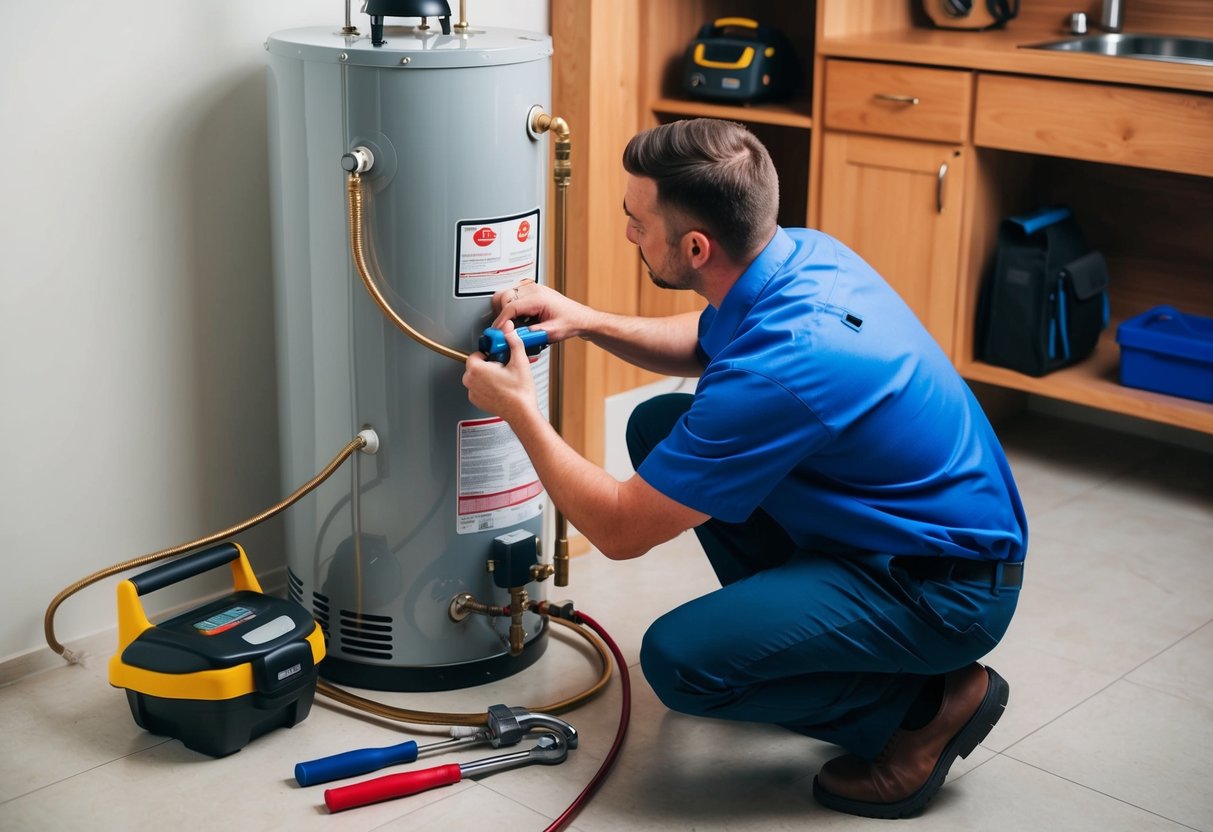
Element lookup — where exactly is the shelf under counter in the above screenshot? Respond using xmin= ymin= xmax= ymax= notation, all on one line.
xmin=650 ymin=96 xmax=813 ymax=129
xmin=959 ymin=334 xmax=1213 ymax=435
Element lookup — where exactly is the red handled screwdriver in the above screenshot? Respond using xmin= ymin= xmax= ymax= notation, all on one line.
xmin=324 ymin=733 xmax=568 ymax=813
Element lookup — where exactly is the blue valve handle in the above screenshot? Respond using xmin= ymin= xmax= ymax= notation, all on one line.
xmin=479 ymin=325 xmax=549 ymax=364
xmin=295 ymin=740 xmax=420 ymax=786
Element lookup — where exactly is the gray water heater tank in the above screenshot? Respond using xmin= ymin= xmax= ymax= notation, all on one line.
xmin=265 ymin=23 xmax=554 ymax=691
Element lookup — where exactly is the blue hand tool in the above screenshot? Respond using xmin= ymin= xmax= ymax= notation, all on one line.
xmin=479 ymin=325 xmax=549 ymax=363
xmin=295 ymin=735 xmax=479 ymax=786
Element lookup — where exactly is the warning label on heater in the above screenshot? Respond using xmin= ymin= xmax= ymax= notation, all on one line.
xmin=455 ymin=209 xmax=541 ymax=297
xmin=456 ymin=417 xmax=545 ymax=534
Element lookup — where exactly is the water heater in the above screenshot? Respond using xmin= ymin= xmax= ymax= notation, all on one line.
xmin=265 ymin=18 xmax=554 ymax=691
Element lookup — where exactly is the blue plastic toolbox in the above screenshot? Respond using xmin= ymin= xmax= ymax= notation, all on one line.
xmin=1116 ymin=305 xmax=1213 ymax=403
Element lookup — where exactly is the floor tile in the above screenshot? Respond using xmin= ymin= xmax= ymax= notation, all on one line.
xmin=1007 ymin=678 xmax=1213 ymax=831
xmin=1126 ymin=620 xmax=1213 ymax=709
xmin=0 ymin=659 xmax=164 ymax=805
xmin=929 ymin=753 xmax=1195 ymax=832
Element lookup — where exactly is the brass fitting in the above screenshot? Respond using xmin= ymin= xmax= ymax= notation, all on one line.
xmin=553 ymin=537 xmax=570 ymax=588
xmin=530 ymin=562 xmax=555 ymax=582
xmin=508 ymin=586 xmax=530 ymax=656
xmin=449 ymin=589 xmax=532 ymax=657
xmin=529 ymin=110 xmax=571 ymax=143
xmin=448 ymin=592 xmax=506 ymax=622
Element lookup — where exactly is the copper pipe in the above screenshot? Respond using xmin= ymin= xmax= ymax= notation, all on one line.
xmin=529 ymin=109 xmax=573 ymax=587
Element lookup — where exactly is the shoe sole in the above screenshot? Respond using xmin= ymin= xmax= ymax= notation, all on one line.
xmin=812 ymin=666 xmax=1010 ymax=819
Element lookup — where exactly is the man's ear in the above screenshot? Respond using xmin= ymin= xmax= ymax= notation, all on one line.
xmin=684 ymin=231 xmax=709 ymax=266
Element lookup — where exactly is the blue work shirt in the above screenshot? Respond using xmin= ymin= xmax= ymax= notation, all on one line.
xmin=637 ymin=227 xmax=1027 ymax=563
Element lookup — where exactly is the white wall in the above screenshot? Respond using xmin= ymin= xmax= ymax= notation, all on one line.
xmin=0 ymin=0 xmax=550 ymax=671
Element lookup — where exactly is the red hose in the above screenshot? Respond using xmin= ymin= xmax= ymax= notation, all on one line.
xmin=542 ymin=609 xmax=631 ymax=832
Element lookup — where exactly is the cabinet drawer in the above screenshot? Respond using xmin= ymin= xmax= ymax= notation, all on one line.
xmin=824 ymin=60 xmax=973 ymax=143
xmin=975 ymin=75 xmax=1213 ymax=178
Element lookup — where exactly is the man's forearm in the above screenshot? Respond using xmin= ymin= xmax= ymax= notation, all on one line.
xmin=581 ymin=309 xmax=702 ymax=377
xmin=508 ymin=407 xmax=639 ymax=558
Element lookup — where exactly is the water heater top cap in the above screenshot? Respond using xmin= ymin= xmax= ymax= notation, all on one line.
xmin=266 ymin=26 xmax=552 ymax=69
xmin=364 ymin=0 xmax=451 ymax=16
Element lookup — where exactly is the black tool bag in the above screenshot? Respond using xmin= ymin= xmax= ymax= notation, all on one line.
xmin=978 ymin=207 xmax=1110 ymax=377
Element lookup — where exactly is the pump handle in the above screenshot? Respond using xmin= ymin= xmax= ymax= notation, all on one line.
xmin=127 ymin=543 xmax=241 ymax=596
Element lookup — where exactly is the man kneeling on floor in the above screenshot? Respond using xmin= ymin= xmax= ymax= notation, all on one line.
xmin=462 ymin=117 xmax=1027 ymax=819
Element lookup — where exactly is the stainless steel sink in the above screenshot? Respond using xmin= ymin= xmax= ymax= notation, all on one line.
xmin=1023 ymin=33 xmax=1213 ymax=67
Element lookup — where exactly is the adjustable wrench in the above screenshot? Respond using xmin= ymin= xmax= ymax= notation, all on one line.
xmin=323 ymin=732 xmax=569 ymax=813
xmin=294 ymin=703 xmax=577 ymax=786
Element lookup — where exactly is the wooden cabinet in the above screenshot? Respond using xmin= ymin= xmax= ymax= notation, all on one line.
xmin=817 ymin=60 xmax=972 ymax=355
xmin=811 ymin=0 xmax=1213 ymax=436
xmin=558 ymin=0 xmax=1213 ymax=467
xmin=974 ymin=74 xmax=1213 ymax=178
xmin=818 ymin=133 xmax=967 ymax=356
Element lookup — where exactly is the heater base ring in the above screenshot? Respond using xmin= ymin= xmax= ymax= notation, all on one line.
xmin=318 ymin=620 xmax=550 ymax=692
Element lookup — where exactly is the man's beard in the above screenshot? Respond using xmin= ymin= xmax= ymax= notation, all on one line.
xmin=640 ymin=248 xmax=698 ymax=292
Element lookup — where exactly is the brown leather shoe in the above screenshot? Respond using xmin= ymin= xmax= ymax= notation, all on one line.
xmin=812 ymin=663 xmax=1009 ymax=818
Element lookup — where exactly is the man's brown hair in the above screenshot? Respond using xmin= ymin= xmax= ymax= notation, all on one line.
xmin=622 ymin=119 xmax=779 ymax=261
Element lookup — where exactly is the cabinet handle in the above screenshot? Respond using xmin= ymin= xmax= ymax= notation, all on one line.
xmin=937 ymin=162 xmax=948 ymax=214
xmin=874 ymin=93 xmax=920 ymax=105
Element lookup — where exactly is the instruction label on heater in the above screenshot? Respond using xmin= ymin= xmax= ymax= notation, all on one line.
xmin=456 ymin=352 xmax=549 ymax=534
xmin=454 ymin=209 xmax=541 ymax=297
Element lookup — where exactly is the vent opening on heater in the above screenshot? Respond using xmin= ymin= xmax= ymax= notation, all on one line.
xmin=339 ymin=609 xmax=394 ymax=659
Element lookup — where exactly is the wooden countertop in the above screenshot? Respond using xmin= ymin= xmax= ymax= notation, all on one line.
xmin=820 ymin=24 xmax=1213 ymax=94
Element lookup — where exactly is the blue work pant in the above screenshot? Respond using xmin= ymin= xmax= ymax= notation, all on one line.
xmin=627 ymin=393 xmax=1021 ymax=760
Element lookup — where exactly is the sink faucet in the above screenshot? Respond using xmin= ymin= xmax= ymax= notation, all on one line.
xmin=1101 ymin=0 xmax=1124 ymax=32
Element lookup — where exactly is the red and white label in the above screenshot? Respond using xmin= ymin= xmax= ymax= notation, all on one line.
xmin=456 ymin=209 xmax=540 ymax=297
xmin=456 ymin=416 xmax=545 ymax=534
xmin=456 ymin=351 xmax=550 ymax=534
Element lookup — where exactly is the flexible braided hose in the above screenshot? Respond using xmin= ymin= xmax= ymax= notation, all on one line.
xmin=347 ymin=173 xmax=469 ymax=363
xmin=43 ymin=436 xmax=370 ymax=662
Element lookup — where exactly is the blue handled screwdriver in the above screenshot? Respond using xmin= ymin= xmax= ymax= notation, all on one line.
xmin=295 ymin=734 xmax=483 ymax=786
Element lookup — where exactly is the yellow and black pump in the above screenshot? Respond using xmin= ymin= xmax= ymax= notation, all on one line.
xmin=108 ymin=542 xmax=326 ymax=758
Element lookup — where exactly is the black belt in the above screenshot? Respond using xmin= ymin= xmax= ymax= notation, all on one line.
xmin=896 ymin=557 xmax=1024 ymax=588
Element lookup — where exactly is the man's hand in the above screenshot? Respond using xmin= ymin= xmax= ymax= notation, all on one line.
xmin=463 ymin=320 xmax=540 ymax=422
xmin=492 ymin=280 xmax=593 ymax=344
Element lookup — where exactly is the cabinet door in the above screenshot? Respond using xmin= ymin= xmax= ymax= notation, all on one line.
xmin=818 ymin=131 xmax=966 ymax=358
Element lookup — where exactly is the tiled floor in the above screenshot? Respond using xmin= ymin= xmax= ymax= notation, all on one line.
xmin=2 ymin=411 xmax=1211 ymax=831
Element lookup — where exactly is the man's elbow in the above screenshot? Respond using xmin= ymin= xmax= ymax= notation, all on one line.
xmin=594 ymin=534 xmax=650 ymax=561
